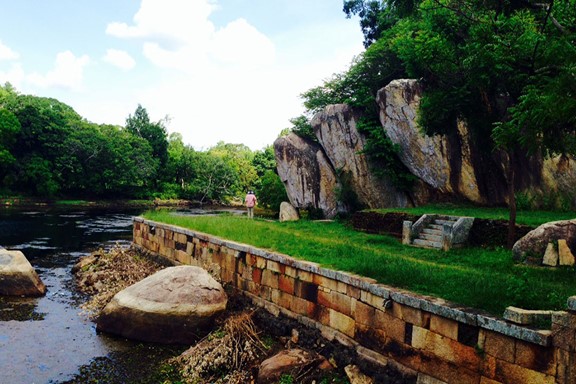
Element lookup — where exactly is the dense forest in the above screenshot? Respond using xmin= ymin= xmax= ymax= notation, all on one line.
xmin=0 ymin=84 xmax=286 ymax=209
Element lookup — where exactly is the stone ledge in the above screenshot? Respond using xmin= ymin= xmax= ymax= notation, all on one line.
xmin=134 ymin=218 xmax=554 ymax=347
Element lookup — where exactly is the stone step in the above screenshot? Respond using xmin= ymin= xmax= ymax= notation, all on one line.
xmin=420 ymin=233 xmax=442 ymax=242
xmin=434 ymin=219 xmax=456 ymax=226
xmin=413 ymin=239 xmax=442 ymax=249
xmin=422 ymin=228 xmax=442 ymax=236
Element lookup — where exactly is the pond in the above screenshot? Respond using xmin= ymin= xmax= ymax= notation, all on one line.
xmin=0 ymin=206 xmax=235 ymax=384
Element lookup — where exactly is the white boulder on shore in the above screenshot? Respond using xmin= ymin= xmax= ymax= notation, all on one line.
xmin=0 ymin=249 xmax=46 ymax=296
xmin=96 ymin=265 xmax=228 ymax=344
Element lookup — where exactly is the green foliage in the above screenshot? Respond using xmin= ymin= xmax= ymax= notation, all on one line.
xmin=143 ymin=212 xmax=576 ymax=314
xmin=256 ymin=170 xmax=287 ymax=212
xmin=208 ymin=141 xmax=258 ymax=195
xmin=287 ymin=115 xmax=316 ymax=143
xmin=0 ymin=84 xmax=278 ymax=202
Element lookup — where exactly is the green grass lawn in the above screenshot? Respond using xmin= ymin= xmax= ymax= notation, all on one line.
xmin=142 ymin=210 xmax=576 ymax=316
xmin=374 ymin=203 xmax=576 ymax=227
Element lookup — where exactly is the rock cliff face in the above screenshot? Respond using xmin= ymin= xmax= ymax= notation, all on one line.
xmin=274 ymin=133 xmax=340 ymax=218
xmin=376 ymin=79 xmax=483 ymax=203
xmin=275 ymin=79 xmax=576 ymax=217
xmin=311 ymin=104 xmax=409 ymax=209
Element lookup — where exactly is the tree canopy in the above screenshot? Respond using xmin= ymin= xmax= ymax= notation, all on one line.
xmin=0 ymin=83 xmax=283 ymax=208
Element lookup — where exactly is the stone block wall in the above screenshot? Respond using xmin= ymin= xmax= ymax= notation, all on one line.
xmin=133 ymin=217 xmax=576 ymax=384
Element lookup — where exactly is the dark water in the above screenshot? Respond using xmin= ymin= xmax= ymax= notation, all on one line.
xmin=0 ymin=207 xmax=152 ymax=383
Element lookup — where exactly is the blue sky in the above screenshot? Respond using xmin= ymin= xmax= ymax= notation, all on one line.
xmin=0 ymin=0 xmax=364 ymax=150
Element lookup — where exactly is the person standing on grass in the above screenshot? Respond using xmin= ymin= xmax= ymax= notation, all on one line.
xmin=244 ymin=190 xmax=257 ymax=219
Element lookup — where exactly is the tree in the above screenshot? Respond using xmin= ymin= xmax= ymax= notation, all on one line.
xmin=208 ymin=142 xmax=258 ymax=195
xmin=125 ymin=104 xmax=169 ymax=176
xmin=188 ymin=151 xmax=239 ymax=203
xmin=384 ymin=0 xmax=576 ymax=247
xmin=0 ymin=108 xmax=21 ymax=181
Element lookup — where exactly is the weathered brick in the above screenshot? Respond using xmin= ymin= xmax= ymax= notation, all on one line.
xmin=329 ymin=308 xmax=355 ymax=338
xmin=347 ymin=284 xmax=361 ymax=300
xmin=291 ymin=296 xmax=315 ymax=317
xmin=337 ymin=281 xmax=348 ymax=294
xmin=220 ymin=268 xmax=234 ymax=283
xmin=314 ymin=274 xmax=338 ymax=291
xmin=285 ymin=266 xmax=298 ymax=278
xmin=279 ymin=274 xmax=295 ymax=294
xmin=411 ymin=326 xmax=429 ymax=349
xmin=430 ymin=314 xmax=459 ymax=340
xmin=252 ymin=268 xmax=263 ymax=285
xmin=361 ymin=290 xmax=387 ymax=310
xmin=317 ymin=289 xmax=332 ymax=309
xmin=515 ymin=340 xmax=556 ymax=376
xmin=254 ymin=256 xmax=267 ymax=269
xmin=393 ymin=304 xmax=431 ymax=329
xmin=354 ymin=300 xmax=375 ymax=326
xmin=374 ymin=308 xmax=405 ymax=343
xmin=483 ymin=330 xmax=515 ymax=363
xmin=261 ymin=269 xmax=279 ymax=289
xmin=174 ymin=232 xmax=187 ymax=244
xmin=493 ymin=358 xmax=555 ymax=384
xmin=332 ymin=291 xmax=353 ymax=317
xmin=555 ymin=348 xmax=576 ymax=384
xmin=175 ymin=250 xmax=190 ymax=265
xmin=479 ymin=377 xmax=502 ymax=384
xmin=297 ymin=269 xmax=314 ymax=283
xmin=266 ymin=260 xmax=281 ymax=273
xmin=277 ymin=290 xmax=293 ymax=310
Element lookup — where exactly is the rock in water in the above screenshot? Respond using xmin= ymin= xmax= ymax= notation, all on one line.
xmin=96 ymin=265 xmax=227 ymax=344
xmin=0 ymin=249 xmax=46 ymax=296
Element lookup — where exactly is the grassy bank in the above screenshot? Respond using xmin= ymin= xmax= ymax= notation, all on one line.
xmin=142 ymin=211 xmax=576 ymax=316
xmin=375 ymin=204 xmax=575 ymax=227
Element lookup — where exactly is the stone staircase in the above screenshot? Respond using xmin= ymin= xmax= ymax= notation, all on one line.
xmin=402 ymin=214 xmax=474 ymax=251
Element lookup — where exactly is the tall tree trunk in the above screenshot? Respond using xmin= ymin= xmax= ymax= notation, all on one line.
xmin=507 ymin=153 xmax=517 ymax=249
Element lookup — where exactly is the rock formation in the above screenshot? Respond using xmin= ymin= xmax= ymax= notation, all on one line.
xmin=274 ymin=133 xmax=340 ymax=218
xmin=376 ymin=79 xmax=483 ymax=203
xmin=275 ymin=78 xmax=576 ymax=216
xmin=312 ymin=104 xmax=409 ymax=209
xmin=0 ymin=249 xmax=46 ymax=296
xmin=96 ymin=265 xmax=227 ymax=344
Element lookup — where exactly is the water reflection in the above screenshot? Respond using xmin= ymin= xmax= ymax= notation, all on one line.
xmin=0 ymin=207 xmax=142 ymax=383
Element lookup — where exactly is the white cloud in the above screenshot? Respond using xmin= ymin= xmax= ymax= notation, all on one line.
xmin=0 ymin=40 xmax=19 ymax=61
xmin=103 ymin=49 xmax=136 ymax=70
xmin=97 ymin=0 xmax=364 ymax=150
xmin=106 ymin=0 xmax=216 ymax=48
xmin=0 ymin=63 xmax=25 ymax=87
xmin=106 ymin=0 xmax=274 ymax=72
xmin=27 ymin=51 xmax=90 ymax=90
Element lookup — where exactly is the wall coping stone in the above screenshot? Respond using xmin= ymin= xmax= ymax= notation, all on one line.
xmin=134 ymin=217 xmax=552 ymax=346
xmin=567 ymin=296 xmax=576 ymax=312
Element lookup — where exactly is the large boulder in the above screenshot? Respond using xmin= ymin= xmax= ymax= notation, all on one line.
xmin=279 ymin=202 xmax=300 ymax=222
xmin=96 ymin=265 xmax=227 ymax=344
xmin=311 ymin=104 xmax=409 ymax=209
xmin=274 ymin=133 xmax=340 ymax=218
xmin=0 ymin=250 xmax=46 ymax=296
xmin=512 ymin=219 xmax=576 ymax=264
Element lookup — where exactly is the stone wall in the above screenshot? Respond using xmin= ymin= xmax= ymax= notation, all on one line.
xmin=133 ymin=217 xmax=576 ymax=384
